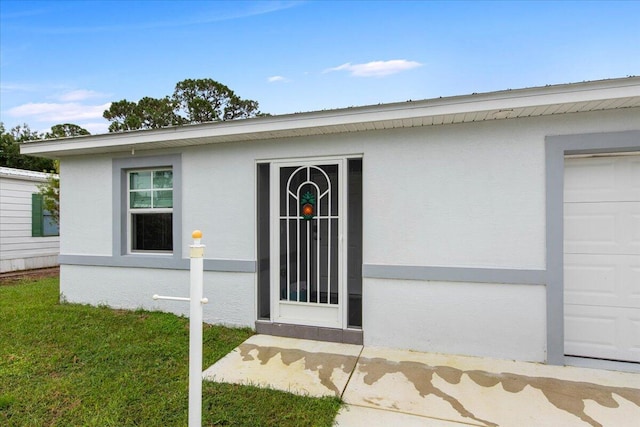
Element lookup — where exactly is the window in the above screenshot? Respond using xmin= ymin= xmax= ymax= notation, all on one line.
xmin=113 ymin=155 xmax=181 ymax=261
xmin=32 ymin=193 xmax=59 ymax=237
xmin=128 ymin=169 xmax=173 ymax=252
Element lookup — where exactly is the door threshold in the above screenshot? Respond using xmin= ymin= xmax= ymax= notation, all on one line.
xmin=565 ymin=356 xmax=640 ymax=373
xmin=255 ymin=320 xmax=363 ymax=345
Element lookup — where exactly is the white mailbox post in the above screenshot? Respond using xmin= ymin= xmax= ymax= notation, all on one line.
xmin=153 ymin=230 xmax=208 ymax=427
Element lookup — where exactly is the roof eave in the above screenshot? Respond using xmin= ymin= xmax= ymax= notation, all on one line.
xmin=20 ymin=77 xmax=640 ymax=159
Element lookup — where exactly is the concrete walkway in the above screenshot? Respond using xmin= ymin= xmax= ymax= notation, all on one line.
xmin=203 ymin=335 xmax=640 ymax=427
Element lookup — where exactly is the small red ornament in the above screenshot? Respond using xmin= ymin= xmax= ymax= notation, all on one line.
xmin=300 ymin=191 xmax=316 ymax=220
xmin=302 ymin=203 xmax=314 ymax=217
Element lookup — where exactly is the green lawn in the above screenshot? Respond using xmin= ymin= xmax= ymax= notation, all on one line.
xmin=0 ymin=277 xmax=341 ymax=426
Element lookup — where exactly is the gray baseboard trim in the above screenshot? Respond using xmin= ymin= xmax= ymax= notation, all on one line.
xmin=363 ymin=264 xmax=546 ymax=285
xmin=58 ymin=254 xmax=256 ymax=273
xmin=255 ymin=321 xmax=363 ymax=345
xmin=204 ymin=259 xmax=256 ymax=273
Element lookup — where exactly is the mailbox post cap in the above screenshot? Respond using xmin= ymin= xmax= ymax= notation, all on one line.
xmin=192 ymin=230 xmax=203 ymax=239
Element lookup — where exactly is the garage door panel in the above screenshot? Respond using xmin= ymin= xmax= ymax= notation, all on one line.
xmin=565 ymin=310 xmax=617 ymax=349
xmin=564 ymin=304 xmax=640 ymax=362
xmin=632 ymin=318 xmax=640 ymax=353
xmin=564 ymin=254 xmax=640 ymax=309
xmin=632 ymin=156 xmax=640 ymax=189
xmin=564 ymin=158 xmax=615 ymax=202
xmin=633 ymin=212 xmax=640 ymax=251
xmin=565 ymin=156 xmax=640 ymax=202
xmin=564 ymin=201 xmax=640 ymax=255
xmin=564 ymin=154 xmax=640 ymax=363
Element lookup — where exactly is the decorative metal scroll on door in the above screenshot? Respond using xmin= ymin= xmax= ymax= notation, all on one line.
xmin=280 ymin=164 xmax=339 ymax=305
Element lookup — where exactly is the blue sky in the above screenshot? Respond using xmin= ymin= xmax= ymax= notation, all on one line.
xmin=1 ymin=0 xmax=639 ymax=135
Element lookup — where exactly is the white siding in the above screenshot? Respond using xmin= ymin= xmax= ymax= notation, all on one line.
xmin=0 ymin=169 xmax=60 ymax=272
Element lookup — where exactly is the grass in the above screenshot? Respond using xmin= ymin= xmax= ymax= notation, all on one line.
xmin=0 ymin=276 xmax=341 ymax=426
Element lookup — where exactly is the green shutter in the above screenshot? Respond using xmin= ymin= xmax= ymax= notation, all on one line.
xmin=32 ymin=193 xmax=44 ymax=237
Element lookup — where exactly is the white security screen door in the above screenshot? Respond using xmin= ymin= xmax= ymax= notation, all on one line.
xmin=270 ymin=159 xmax=345 ymax=328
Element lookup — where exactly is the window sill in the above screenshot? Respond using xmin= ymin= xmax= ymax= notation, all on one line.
xmin=127 ymin=251 xmax=174 ymax=256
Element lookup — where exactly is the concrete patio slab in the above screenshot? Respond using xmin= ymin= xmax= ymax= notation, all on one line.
xmin=334 ymin=405 xmax=473 ymax=426
xmin=334 ymin=405 xmax=469 ymax=427
xmin=202 ymin=334 xmax=362 ymax=397
xmin=342 ymin=346 xmax=640 ymax=427
xmin=203 ymin=334 xmax=640 ymax=426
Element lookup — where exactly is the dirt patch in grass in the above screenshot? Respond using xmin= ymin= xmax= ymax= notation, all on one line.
xmin=0 ymin=267 xmax=59 ymax=286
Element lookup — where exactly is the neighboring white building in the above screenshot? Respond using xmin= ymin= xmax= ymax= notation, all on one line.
xmin=22 ymin=77 xmax=640 ymax=370
xmin=0 ymin=167 xmax=60 ymax=273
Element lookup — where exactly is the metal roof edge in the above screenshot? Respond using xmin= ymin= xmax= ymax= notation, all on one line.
xmin=20 ymin=76 xmax=640 ymax=157
xmin=0 ymin=166 xmax=57 ymax=181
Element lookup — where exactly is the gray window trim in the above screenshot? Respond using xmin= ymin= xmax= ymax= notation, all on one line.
xmin=545 ymin=130 xmax=640 ymax=365
xmin=113 ymin=154 xmax=183 ymax=265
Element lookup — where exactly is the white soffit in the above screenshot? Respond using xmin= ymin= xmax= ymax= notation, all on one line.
xmin=21 ymin=77 xmax=640 ymax=158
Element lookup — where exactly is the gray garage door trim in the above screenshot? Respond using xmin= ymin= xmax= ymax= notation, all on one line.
xmin=545 ymin=130 xmax=640 ymax=367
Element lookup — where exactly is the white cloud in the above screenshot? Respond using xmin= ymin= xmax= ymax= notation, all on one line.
xmin=9 ymin=102 xmax=111 ymax=122
xmin=0 ymin=83 xmax=38 ymax=92
xmin=324 ymin=59 xmax=422 ymax=77
xmin=267 ymin=75 xmax=288 ymax=83
xmin=80 ymin=121 xmax=110 ymax=135
xmin=24 ymin=1 xmax=302 ymax=34
xmin=58 ymin=89 xmax=109 ymax=102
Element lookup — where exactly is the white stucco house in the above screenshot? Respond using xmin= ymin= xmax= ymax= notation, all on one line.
xmin=0 ymin=167 xmax=60 ymax=273
xmin=21 ymin=77 xmax=640 ymax=369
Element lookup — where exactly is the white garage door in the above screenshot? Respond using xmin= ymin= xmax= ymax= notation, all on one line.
xmin=564 ymin=154 xmax=640 ymax=363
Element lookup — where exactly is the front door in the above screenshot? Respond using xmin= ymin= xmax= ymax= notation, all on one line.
xmin=270 ymin=159 xmax=344 ymax=328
